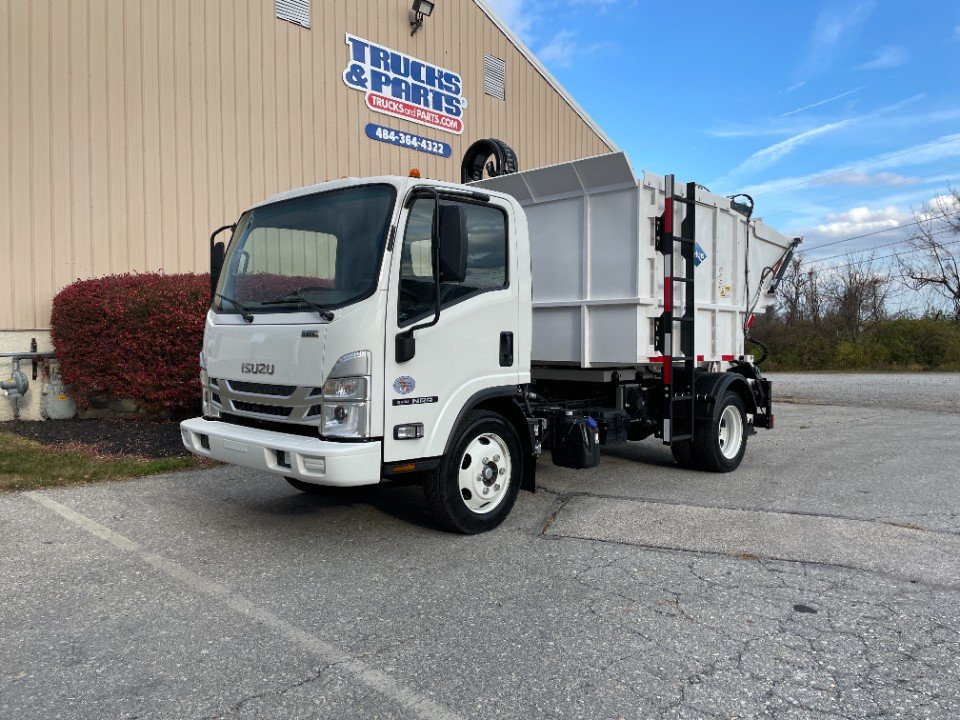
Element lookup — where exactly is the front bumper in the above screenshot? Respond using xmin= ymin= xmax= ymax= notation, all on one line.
xmin=180 ymin=417 xmax=382 ymax=487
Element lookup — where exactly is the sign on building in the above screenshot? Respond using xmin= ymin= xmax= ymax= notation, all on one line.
xmin=342 ymin=34 xmax=467 ymax=135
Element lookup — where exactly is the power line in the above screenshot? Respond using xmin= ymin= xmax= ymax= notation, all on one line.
xmin=810 ymin=238 xmax=960 ymax=273
xmin=750 ymin=136 xmax=960 ymax=197
xmin=800 ymin=211 xmax=953 ymax=252
xmin=761 ymin=173 xmax=954 ymax=220
xmin=803 ymin=228 xmax=955 ymax=266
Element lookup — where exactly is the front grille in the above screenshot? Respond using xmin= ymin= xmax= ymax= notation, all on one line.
xmin=213 ymin=378 xmax=321 ymax=423
xmin=232 ymin=400 xmax=292 ymax=417
xmin=227 ymin=380 xmax=296 ymax=396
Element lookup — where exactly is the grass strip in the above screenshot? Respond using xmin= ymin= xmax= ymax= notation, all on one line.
xmin=0 ymin=431 xmax=208 ymax=491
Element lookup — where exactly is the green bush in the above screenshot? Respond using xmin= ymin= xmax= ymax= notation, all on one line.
xmin=758 ymin=317 xmax=960 ymax=371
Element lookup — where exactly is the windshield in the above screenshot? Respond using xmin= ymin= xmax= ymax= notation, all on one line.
xmin=216 ymin=184 xmax=396 ymax=314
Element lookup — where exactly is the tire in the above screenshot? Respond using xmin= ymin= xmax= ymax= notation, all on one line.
xmin=424 ymin=411 xmax=523 ymax=534
xmin=670 ymin=439 xmax=699 ymax=469
xmin=691 ymin=391 xmax=747 ymax=472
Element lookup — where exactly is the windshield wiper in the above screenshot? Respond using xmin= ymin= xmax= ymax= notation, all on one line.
xmin=215 ymin=293 xmax=254 ymax=323
xmin=263 ymin=291 xmax=335 ymax=321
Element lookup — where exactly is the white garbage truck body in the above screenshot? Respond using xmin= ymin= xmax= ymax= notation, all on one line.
xmin=181 ymin=152 xmax=797 ymax=533
xmin=475 ymin=152 xmax=792 ymax=368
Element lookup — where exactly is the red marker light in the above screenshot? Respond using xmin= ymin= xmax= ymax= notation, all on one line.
xmin=409 ymin=168 xmax=421 ymax=178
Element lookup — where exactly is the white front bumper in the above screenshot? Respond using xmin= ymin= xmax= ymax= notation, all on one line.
xmin=180 ymin=417 xmax=382 ymax=487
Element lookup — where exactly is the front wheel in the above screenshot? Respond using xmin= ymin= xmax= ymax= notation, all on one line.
xmin=690 ymin=391 xmax=748 ymax=472
xmin=424 ymin=411 xmax=523 ymax=534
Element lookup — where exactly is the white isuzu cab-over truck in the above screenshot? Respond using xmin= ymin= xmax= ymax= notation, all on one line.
xmin=181 ymin=150 xmax=798 ymax=533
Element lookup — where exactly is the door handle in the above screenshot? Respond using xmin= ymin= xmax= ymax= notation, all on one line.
xmin=499 ymin=331 xmax=514 ymax=367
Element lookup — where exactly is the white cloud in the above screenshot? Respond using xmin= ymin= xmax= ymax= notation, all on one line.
xmin=484 ymin=0 xmax=536 ymax=41
xmin=810 ymin=171 xmax=919 ymax=187
xmin=710 ymin=121 xmax=852 ymax=187
xmin=707 ymin=123 xmax=816 ymax=139
xmin=798 ymin=2 xmax=876 ymax=78
xmin=537 ymin=30 xmax=578 ymax=68
xmin=534 ymin=29 xmax=610 ymax=69
xmin=785 ymin=81 xmax=807 ymax=93
xmin=567 ymin=0 xmax=622 ymax=9
xmin=857 ymin=46 xmax=911 ymax=70
xmin=738 ymin=133 xmax=960 ymax=196
xmin=919 ymin=193 xmax=960 ymax=221
xmin=780 ymin=87 xmax=865 ymax=117
xmin=709 ymin=103 xmax=957 ymax=141
xmin=812 ymin=205 xmax=911 ymax=237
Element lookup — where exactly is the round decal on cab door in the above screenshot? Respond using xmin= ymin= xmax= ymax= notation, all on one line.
xmin=393 ymin=376 xmax=416 ymax=394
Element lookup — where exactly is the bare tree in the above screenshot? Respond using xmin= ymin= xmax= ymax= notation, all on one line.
xmin=898 ymin=188 xmax=960 ymax=320
xmin=775 ymin=255 xmax=808 ymax=325
xmin=824 ymin=255 xmax=892 ymax=339
xmin=804 ymin=268 xmax=825 ymax=325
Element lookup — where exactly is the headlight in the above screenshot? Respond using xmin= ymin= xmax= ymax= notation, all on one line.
xmin=320 ymin=359 xmax=371 ymax=437
xmin=322 ymin=376 xmax=368 ymax=401
xmin=321 ymin=402 xmax=370 ymax=438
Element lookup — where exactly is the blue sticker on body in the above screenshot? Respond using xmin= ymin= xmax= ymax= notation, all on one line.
xmin=393 ymin=376 xmax=416 ymax=394
xmin=693 ymin=243 xmax=707 ymax=267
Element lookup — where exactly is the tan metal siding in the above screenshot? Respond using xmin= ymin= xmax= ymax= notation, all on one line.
xmin=2 ymin=0 xmax=613 ymax=331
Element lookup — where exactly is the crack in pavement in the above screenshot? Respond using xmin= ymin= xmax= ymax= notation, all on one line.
xmin=540 ymin=493 xmax=960 ymax=590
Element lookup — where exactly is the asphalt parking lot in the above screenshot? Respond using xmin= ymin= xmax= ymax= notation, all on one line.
xmin=2 ymin=374 xmax=959 ymax=719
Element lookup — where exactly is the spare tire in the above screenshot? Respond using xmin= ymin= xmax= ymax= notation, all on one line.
xmin=461 ymin=138 xmax=518 ymax=183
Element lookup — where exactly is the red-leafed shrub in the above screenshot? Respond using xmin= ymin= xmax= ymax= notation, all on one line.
xmin=50 ymin=273 xmax=210 ymax=416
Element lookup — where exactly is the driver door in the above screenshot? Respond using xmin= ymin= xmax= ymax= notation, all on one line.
xmin=382 ymin=193 xmax=520 ymax=463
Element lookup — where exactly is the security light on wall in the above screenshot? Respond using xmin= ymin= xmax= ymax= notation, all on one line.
xmin=409 ymin=0 xmax=435 ymax=35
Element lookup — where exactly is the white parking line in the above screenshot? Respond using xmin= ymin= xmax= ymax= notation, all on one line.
xmin=25 ymin=491 xmax=464 ymax=720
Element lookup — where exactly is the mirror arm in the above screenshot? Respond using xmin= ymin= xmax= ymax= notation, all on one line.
xmin=210 ymin=223 xmax=235 ymax=251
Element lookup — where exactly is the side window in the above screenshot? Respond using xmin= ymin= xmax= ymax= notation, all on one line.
xmin=398 ymin=198 xmax=507 ymax=325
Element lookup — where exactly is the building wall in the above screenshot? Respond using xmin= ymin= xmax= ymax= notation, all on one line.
xmin=0 ymin=0 xmax=613 ymax=334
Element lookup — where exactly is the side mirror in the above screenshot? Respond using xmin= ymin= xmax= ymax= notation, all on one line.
xmin=209 ymin=223 xmax=235 ymax=299
xmin=210 ymin=241 xmax=226 ymax=298
xmin=395 ymin=332 xmax=416 ymax=364
xmin=438 ymin=205 xmax=467 ymax=283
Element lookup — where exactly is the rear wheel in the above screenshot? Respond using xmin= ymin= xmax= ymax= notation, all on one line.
xmin=424 ymin=411 xmax=522 ymax=534
xmin=691 ymin=391 xmax=747 ymax=472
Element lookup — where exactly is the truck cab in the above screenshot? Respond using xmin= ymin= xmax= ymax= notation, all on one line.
xmin=181 ymin=174 xmax=535 ymax=532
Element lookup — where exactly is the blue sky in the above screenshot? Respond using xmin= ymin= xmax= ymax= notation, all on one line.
xmin=486 ymin=0 xmax=960 ymax=263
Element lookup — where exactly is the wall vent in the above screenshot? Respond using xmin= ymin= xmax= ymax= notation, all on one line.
xmin=483 ymin=54 xmax=506 ymax=101
xmin=276 ymin=0 xmax=310 ymax=28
